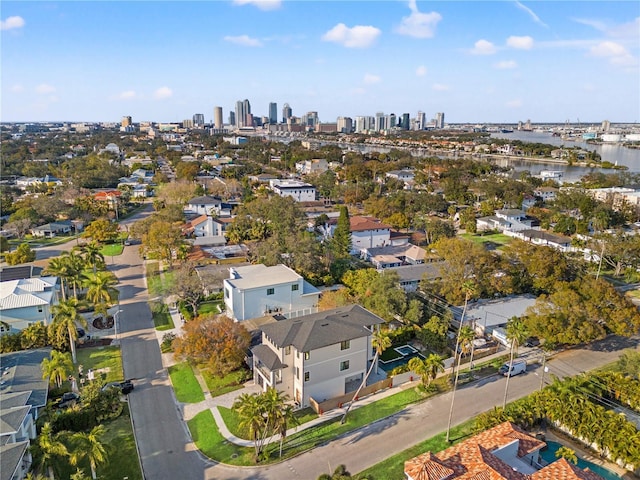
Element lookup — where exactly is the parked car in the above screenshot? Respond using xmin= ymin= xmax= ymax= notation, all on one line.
xmin=498 ymin=359 xmax=527 ymax=377
xmin=524 ymin=336 xmax=540 ymax=348
xmin=102 ymin=380 xmax=134 ymax=395
xmin=56 ymin=392 xmax=80 ymax=409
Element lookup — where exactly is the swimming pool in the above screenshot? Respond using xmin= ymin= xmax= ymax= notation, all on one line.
xmin=395 ymin=345 xmax=417 ymax=356
xmin=379 ymin=350 xmax=425 ymax=372
xmin=540 ymin=441 xmax=621 ymax=480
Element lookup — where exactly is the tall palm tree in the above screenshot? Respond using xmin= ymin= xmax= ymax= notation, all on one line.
xmin=33 ymin=422 xmax=69 ymax=480
xmin=502 ymin=316 xmax=528 ymax=408
xmin=83 ymin=271 xmax=119 ymax=316
xmin=555 ymin=446 xmax=578 ymax=464
xmin=51 ymin=298 xmax=87 ymax=363
xmin=341 ymin=329 xmax=391 ymax=424
xmin=70 ymin=425 xmax=108 ymax=480
xmin=77 ymin=241 xmax=105 ymax=274
xmin=234 ymin=392 xmax=268 ymax=459
xmin=273 ymin=399 xmax=298 ymax=457
xmin=41 ymin=350 xmax=74 ymax=388
xmin=408 ymin=353 xmax=444 ymax=389
xmin=60 ymin=251 xmax=86 ymax=300
xmin=446 ymin=281 xmax=477 ymax=442
xmin=44 ymin=257 xmax=71 ymax=301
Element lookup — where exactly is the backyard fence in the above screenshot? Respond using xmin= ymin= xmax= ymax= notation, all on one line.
xmin=309 ymin=377 xmax=393 ymax=414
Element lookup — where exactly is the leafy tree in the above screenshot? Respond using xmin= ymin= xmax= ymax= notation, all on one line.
xmin=617 ymin=351 xmax=640 ymax=380
xmin=41 ymin=350 xmax=74 ymax=388
xmin=0 ymin=236 xmax=9 ymax=253
xmin=50 ymin=298 xmax=88 ymax=363
xmin=21 ymin=322 xmax=48 ymax=349
xmin=141 ymin=220 xmax=184 ymax=263
xmin=503 ymin=316 xmax=528 ymax=408
xmin=555 ymin=446 xmax=578 ymax=464
xmin=169 ymin=262 xmax=204 ymax=315
xmin=33 ymin=422 xmax=69 ymax=480
xmin=4 ymin=243 xmax=36 ymax=265
xmin=173 ymin=314 xmax=250 ymax=376
xmin=69 ymin=425 xmax=108 ymax=479
xmin=418 ymin=315 xmax=450 ymax=352
xmin=331 ymin=206 xmax=352 ymax=259
xmin=3 ymin=218 xmax=33 ymax=239
xmin=82 ymin=218 xmax=119 ymax=243
xmin=408 ymin=353 xmax=444 ymax=388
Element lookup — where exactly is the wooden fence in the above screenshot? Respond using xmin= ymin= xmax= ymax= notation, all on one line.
xmin=309 ymin=377 xmax=393 ymax=414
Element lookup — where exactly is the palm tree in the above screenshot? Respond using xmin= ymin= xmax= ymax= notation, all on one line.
xmin=83 ymin=271 xmax=119 ymax=316
xmin=446 ymin=281 xmax=477 ymax=442
xmin=408 ymin=353 xmax=444 ymax=389
xmin=34 ymin=422 xmax=69 ymax=480
xmin=51 ymin=298 xmax=87 ymax=363
xmin=44 ymin=257 xmax=71 ymax=301
xmin=60 ymin=251 xmax=86 ymax=300
xmin=555 ymin=446 xmax=578 ymax=464
xmin=69 ymin=425 xmax=108 ymax=480
xmin=77 ymin=241 xmax=105 ymax=274
xmin=274 ymin=401 xmax=298 ymax=458
xmin=234 ymin=392 xmax=268 ymax=459
xmin=502 ymin=316 xmax=528 ymax=408
xmin=341 ymin=329 xmax=391 ymax=424
xmin=41 ymin=350 xmax=73 ymax=388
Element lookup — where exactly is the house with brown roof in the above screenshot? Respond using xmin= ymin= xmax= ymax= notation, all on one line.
xmin=349 ymin=216 xmax=392 ymax=254
xmin=404 ymin=422 xmax=604 ymax=480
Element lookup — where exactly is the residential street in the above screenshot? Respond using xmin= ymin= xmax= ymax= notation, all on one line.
xmin=105 ymin=229 xmax=639 ymax=480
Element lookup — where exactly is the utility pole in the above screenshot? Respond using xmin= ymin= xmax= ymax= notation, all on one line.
xmin=539 ymin=350 xmax=547 ymax=391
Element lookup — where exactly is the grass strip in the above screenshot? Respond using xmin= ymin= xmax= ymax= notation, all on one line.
xmin=218 ymin=406 xmax=319 ymax=440
xmin=150 ymin=301 xmax=175 ymax=331
xmin=98 ymin=405 xmax=144 ymax=480
xmin=201 ymin=368 xmax=250 ymax=398
xmin=76 ymin=346 xmax=124 ymax=383
xmin=168 ymin=362 xmax=205 ymax=403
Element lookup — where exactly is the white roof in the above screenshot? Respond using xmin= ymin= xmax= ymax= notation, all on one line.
xmin=225 ymin=264 xmax=300 ymax=290
xmin=0 ymin=277 xmax=57 ymax=310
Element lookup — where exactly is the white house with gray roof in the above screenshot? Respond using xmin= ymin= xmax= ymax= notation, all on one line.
xmin=0 ymin=277 xmax=59 ymax=333
xmin=223 ymin=264 xmax=320 ymax=321
xmin=251 ymin=305 xmax=385 ymax=407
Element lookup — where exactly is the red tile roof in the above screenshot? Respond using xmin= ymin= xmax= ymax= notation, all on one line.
xmin=404 ymin=452 xmax=455 ymax=480
xmin=530 ymin=458 xmax=603 ymax=480
xmin=349 ymin=216 xmax=391 ymax=232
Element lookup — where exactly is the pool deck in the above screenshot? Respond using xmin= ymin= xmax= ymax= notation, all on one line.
xmin=542 ymin=428 xmax=637 ymax=479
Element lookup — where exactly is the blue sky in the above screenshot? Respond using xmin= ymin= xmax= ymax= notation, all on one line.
xmin=2 ymin=1 xmax=639 ymax=123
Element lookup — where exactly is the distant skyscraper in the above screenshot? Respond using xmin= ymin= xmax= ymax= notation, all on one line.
xmin=388 ymin=114 xmax=396 ymax=129
xmin=229 ymin=111 xmax=236 ymax=126
xmin=243 ymin=99 xmax=251 ymax=126
xmin=183 ymin=118 xmax=194 ymax=128
xmin=436 ymin=112 xmax=445 ymax=129
xmin=601 ymin=120 xmax=611 ymax=132
xmin=269 ymin=102 xmax=278 ymax=124
xmin=193 ymin=113 xmax=205 ymax=126
xmin=375 ymin=112 xmax=385 ymax=132
xmin=337 ymin=116 xmax=353 ymax=133
xmin=121 ymin=116 xmax=132 ymax=128
xmin=235 ymin=100 xmax=244 ymax=127
xmin=282 ymin=103 xmax=292 ymax=123
xmin=401 ymin=113 xmax=410 ymax=130
xmin=214 ymin=106 xmax=223 ymax=129
xmin=416 ymin=111 xmax=425 ymax=130
xmin=355 ymin=116 xmax=366 ymax=133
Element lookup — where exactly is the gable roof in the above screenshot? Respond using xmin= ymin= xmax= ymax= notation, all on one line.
xmin=350 ymin=216 xmax=391 ymax=232
xmin=0 ymin=406 xmax=30 ymax=436
xmin=259 ymin=305 xmax=384 ymax=352
xmin=0 ymin=391 xmax=31 ymax=410
xmin=530 ymin=458 xmax=603 ymax=480
xmin=405 ymin=451 xmax=455 ymax=480
xmin=187 ymin=195 xmax=221 ymax=205
xmin=0 ymin=440 xmax=29 ymax=480
xmin=0 ymin=348 xmax=51 ymax=408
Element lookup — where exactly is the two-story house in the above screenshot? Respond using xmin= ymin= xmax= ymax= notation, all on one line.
xmin=0 ymin=277 xmax=59 ymax=333
xmin=251 ymin=305 xmax=385 ymax=407
xmin=223 ymin=264 xmax=320 ymax=321
xmin=184 ymin=195 xmax=231 ymax=217
xmin=269 ymin=179 xmax=317 ymax=202
xmin=350 ymin=216 xmax=391 ymax=254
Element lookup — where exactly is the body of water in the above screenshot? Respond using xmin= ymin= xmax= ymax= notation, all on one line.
xmin=539 ymin=441 xmax=621 ymax=479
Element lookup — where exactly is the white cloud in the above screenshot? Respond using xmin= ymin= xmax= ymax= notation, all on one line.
xmin=114 ymin=90 xmax=137 ymax=100
xmin=322 ymin=23 xmax=381 ymax=48
xmin=432 ymin=83 xmax=450 ymax=91
xmin=416 ymin=65 xmax=427 ymax=76
xmin=395 ymin=0 xmax=442 ymax=39
xmin=495 ymin=60 xmax=518 ymax=69
xmin=506 ymin=99 xmax=523 ymax=108
xmin=471 ymin=39 xmax=496 ymax=55
xmin=154 ymin=86 xmax=173 ymax=99
xmin=507 ymin=35 xmax=534 ymax=50
xmin=1 ymin=15 xmax=25 ymax=31
xmin=589 ymin=41 xmax=636 ymax=67
xmin=232 ymin=0 xmax=281 ymax=10
xmin=572 ymin=18 xmax=608 ymax=32
xmin=35 ymin=84 xmax=56 ymax=94
xmin=363 ymin=73 xmax=381 ymax=84
xmin=514 ymin=2 xmax=548 ymax=28
xmin=11 ymin=84 xmax=24 ymax=93
xmin=223 ymin=35 xmax=262 ymax=47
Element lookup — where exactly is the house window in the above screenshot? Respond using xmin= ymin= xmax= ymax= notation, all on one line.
xmin=267 ymin=288 xmax=275 ymax=295
xmin=340 ymin=361 xmax=350 ymax=371
xmin=340 ymin=340 xmax=350 ymax=350
xmin=304 ymin=352 xmax=310 ymax=360
xmin=291 ymin=284 xmax=299 ymax=292
xmin=304 ymin=371 xmax=310 ymax=382
xmin=224 ymin=288 xmax=230 ymax=299
xmin=285 ymin=346 xmax=291 ymax=355
xmin=295 ymin=367 xmax=299 ymax=379
xmin=38 ymin=306 xmax=43 ymax=313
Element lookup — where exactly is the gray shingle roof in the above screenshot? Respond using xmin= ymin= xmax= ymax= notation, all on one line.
xmin=251 ymin=344 xmax=286 ymax=370
xmin=187 ymin=195 xmax=221 ymax=205
xmin=0 ymin=406 xmax=29 ymax=436
xmin=0 ymin=440 xmax=29 ymax=480
xmin=0 ymin=391 xmax=31 ymax=410
xmin=0 ymin=348 xmax=51 ymax=408
xmin=259 ymin=305 xmax=384 ymax=352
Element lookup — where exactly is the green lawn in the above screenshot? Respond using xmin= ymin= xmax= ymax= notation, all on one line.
xmin=197 ymin=301 xmax=223 ymax=315
xmin=201 ymin=368 xmax=251 ymax=398
xmin=189 ymin=381 xmax=442 ymax=465
xmin=218 ymin=406 xmax=318 ymax=440
xmin=101 ymin=243 xmax=124 ymax=257
xmin=98 ymin=406 xmax=143 ymax=480
xmin=168 ymin=362 xmax=205 ymax=403
xmin=75 ymin=346 xmax=124 ymax=383
xmin=150 ymin=301 xmax=175 ymax=331
xmin=354 ymin=420 xmax=475 ymax=479
xmin=380 ymin=348 xmax=403 ymax=362
xmin=460 ymin=232 xmax=513 ymax=247
xmin=145 ymin=262 xmax=175 ymax=298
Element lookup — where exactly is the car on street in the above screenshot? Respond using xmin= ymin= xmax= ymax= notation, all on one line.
xmin=56 ymin=392 xmax=80 ymax=408
xmin=524 ymin=336 xmax=540 ymax=348
xmin=102 ymin=380 xmax=134 ymax=394
xmin=498 ymin=359 xmax=527 ymax=377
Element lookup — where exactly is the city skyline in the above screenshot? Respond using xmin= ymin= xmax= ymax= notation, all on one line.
xmin=1 ymin=1 xmax=638 ymax=123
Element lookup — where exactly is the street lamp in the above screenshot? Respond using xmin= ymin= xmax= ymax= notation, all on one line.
xmin=113 ymin=310 xmax=122 ymax=341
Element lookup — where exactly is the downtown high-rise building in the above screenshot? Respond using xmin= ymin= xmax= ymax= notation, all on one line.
xmin=436 ymin=112 xmax=445 ymax=129
xmin=121 ymin=116 xmax=132 ymax=128
xmin=268 ymin=102 xmax=278 ymax=124
xmin=401 ymin=113 xmax=410 ymax=130
xmin=214 ymin=106 xmax=223 ymax=129
xmin=229 ymin=111 xmax=235 ymax=126
xmin=375 ymin=112 xmax=385 ymax=132
xmin=193 ymin=113 xmax=205 ymax=126
xmin=282 ymin=103 xmax=292 ymax=123
xmin=337 ymin=116 xmax=353 ymax=133
xmin=235 ymin=99 xmax=252 ymax=127
xmin=415 ymin=111 xmax=426 ymax=130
